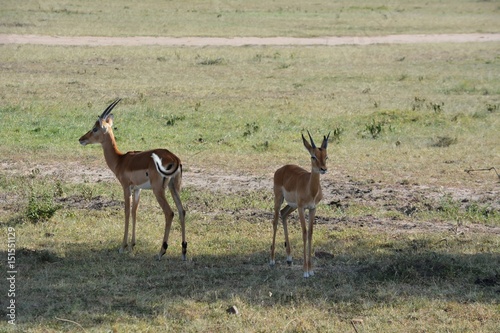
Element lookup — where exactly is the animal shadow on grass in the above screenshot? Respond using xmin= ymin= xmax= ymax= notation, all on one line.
xmin=2 ymin=235 xmax=498 ymax=329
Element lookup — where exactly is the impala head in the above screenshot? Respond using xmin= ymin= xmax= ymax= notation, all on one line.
xmin=79 ymin=98 xmax=121 ymax=146
xmin=302 ymin=130 xmax=330 ymax=174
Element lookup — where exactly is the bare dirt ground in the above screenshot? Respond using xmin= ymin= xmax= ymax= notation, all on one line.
xmin=2 ymin=159 xmax=499 ymax=236
xmin=1 ymin=33 xmax=500 ymax=46
xmin=1 ymin=33 xmax=499 ymax=235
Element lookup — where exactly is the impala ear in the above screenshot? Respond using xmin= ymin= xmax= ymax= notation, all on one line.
xmin=105 ymin=114 xmax=114 ymax=126
xmin=98 ymin=114 xmax=113 ymax=133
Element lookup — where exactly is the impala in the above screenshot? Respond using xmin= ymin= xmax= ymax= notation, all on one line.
xmin=270 ymin=131 xmax=330 ymax=278
xmin=79 ymin=98 xmax=187 ymax=261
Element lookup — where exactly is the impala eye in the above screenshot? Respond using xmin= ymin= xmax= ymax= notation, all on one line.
xmin=92 ymin=127 xmax=98 ymax=133
xmin=311 ymin=156 xmax=317 ymax=160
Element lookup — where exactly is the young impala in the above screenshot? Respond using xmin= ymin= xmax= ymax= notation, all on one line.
xmin=270 ymin=131 xmax=330 ymax=278
xmin=79 ymin=98 xmax=187 ymax=261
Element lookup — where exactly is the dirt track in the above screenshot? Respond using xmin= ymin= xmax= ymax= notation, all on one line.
xmin=1 ymin=33 xmax=500 ymax=46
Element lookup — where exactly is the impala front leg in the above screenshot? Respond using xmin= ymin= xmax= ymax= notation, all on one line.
xmin=307 ymin=208 xmax=316 ymax=277
xmin=120 ymin=187 xmax=132 ymax=253
xmin=298 ymin=207 xmax=310 ymax=278
xmin=281 ymin=205 xmax=296 ymax=265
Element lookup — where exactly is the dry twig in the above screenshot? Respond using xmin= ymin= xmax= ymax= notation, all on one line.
xmin=464 ymin=167 xmax=500 ymax=180
xmin=55 ymin=317 xmax=87 ymax=332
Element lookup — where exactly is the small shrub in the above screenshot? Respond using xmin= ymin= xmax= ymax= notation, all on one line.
xmin=164 ymin=114 xmax=186 ymax=126
xmin=252 ymin=141 xmax=269 ymax=152
xmin=81 ymin=186 xmax=93 ymax=201
xmin=364 ymin=120 xmax=384 ymax=139
xmin=243 ymin=122 xmax=259 ymax=137
xmin=26 ymin=190 xmax=59 ymax=222
xmin=429 ymin=101 xmax=444 ymax=113
xmin=25 ymin=173 xmax=62 ymax=222
xmin=330 ymin=127 xmax=344 ymax=143
xmin=194 ymin=101 xmax=201 ymax=112
xmin=412 ymin=96 xmax=426 ymax=111
xmin=486 ymin=103 xmax=498 ymax=113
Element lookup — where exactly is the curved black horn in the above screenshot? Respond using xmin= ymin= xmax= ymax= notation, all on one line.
xmin=307 ymin=130 xmax=316 ymax=149
xmin=322 ymin=132 xmax=331 ymax=149
xmin=100 ymin=98 xmax=121 ymax=119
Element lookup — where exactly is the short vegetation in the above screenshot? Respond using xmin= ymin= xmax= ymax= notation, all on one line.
xmin=0 ymin=1 xmax=499 ymax=332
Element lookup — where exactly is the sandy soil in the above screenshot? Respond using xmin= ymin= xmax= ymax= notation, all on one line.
xmin=1 ymin=33 xmax=500 ymax=47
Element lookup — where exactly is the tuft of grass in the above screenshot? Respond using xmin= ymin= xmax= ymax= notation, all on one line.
xmin=431 ymin=136 xmax=457 ymax=147
xmin=197 ymin=57 xmax=225 ymax=66
xmin=363 ymin=119 xmax=385 ymax=139
xmin=164 ymin=114 xmax=186 ymax=126
xmin=243 ymin=122 xmax=260 ymax=137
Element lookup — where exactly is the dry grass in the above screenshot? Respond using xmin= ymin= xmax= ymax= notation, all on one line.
xmin=1 ymin=174 xmax=499 ymax=332
xmin=1 ymin=0 xmax=499 ymax=37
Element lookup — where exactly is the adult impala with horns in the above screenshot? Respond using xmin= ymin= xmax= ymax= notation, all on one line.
xmin=270 ymin=131 xmax=330 ymax=278
xmin=79 ymin=98 xmax=187 ymax=261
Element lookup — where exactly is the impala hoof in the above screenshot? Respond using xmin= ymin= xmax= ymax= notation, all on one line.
xmin=303 ymin=271 xmax=314 ymax=278
xmin=182 ymin=241 xmax=187 ymax=261
xmin=157 ymin=250 xmax=166 ymax=261
xmin=269 ymin=259 xmax=276 ymax=267
xmin=286 ymin=256 xmax=293 ymax=266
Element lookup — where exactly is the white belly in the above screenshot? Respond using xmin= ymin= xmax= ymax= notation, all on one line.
xmin=283 ymin=190 xmax=316 ymax=210
xmin=133 ymin=181 xmax=152 ymax=190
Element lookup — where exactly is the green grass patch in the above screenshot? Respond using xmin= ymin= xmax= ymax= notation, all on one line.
xmin=0 ymin=43 xmax=499 ymax=186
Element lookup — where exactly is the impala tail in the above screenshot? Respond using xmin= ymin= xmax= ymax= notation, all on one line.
xmin=151 ymin=153 xmax=181 ymax=178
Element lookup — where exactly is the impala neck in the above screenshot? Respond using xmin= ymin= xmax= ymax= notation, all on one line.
xmin=101 ymin=129 xmax=123 ymax=173
xmin=308 ymin=169 xmax=321 ymax=196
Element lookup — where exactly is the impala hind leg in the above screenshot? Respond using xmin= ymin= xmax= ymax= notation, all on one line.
xmin=281 ymin=205 xmax=296 ymax=265
xmin=168 ymin=174 xmax=187 ymax=261
xmin=155 ymin=188 xmax=175 ymax=260
xmin=270 ymin=192 xmax=284 ymax=266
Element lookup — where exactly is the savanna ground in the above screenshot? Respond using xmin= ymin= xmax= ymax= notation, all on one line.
xmin=1 ymin=1 xmax=500 ymax=332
